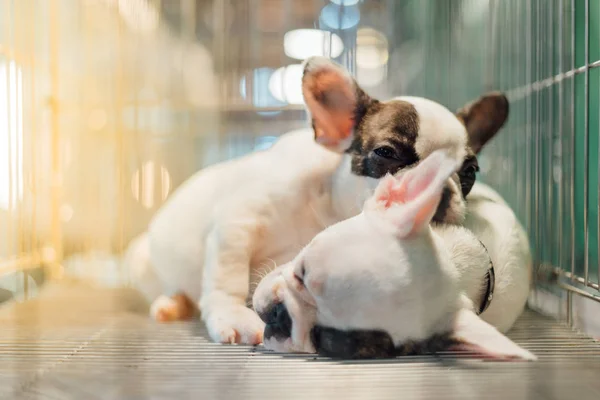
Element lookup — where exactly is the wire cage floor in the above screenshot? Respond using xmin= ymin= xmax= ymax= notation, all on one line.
xmin=0 ymin=281 xmax=599 ymax=400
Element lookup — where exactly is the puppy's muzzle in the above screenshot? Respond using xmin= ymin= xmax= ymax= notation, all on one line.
xmin=261 ymin=302 xmax=293 ymax=341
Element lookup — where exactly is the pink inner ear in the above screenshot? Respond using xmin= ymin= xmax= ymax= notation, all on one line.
xmin=376 ymin=177 xmax=406 ymax=207
xmin=403 ymin=168 xmax=439 ymax=202
xmin=302 ymin=66 xmax=357 ymax=148
xmin=377 ymin=167 xmax=438 ymax=208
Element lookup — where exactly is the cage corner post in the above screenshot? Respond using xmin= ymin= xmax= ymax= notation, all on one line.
xmin=46 ymin=0 xmax=64 ymax=282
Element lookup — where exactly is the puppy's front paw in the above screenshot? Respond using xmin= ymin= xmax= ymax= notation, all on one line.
xmin=204 ymin=305 xmax=265 ymax=345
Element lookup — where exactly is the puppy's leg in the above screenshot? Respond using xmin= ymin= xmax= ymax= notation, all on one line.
xmin=127 ymin=233 xmax=198 ymax=323
xmin=200 ymin=221 xmax=265 ymax=345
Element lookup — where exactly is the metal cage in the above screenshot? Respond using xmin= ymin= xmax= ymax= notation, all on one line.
xmin=1 ymin=1 xmax=600 ymax=399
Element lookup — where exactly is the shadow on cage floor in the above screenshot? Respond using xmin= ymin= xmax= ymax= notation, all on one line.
xmin=1 ymin=280 xmax=600 ymax=400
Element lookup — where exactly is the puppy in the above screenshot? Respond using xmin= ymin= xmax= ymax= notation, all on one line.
xmin=125 ymin=56 xmax=510 ymax=345
xmin=252 ymin=150 xmax=535 ymax=360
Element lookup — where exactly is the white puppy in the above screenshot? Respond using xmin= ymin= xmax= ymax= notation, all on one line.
xmin=125 ymin=56 xmax=518 ymax=345
xmin=253 ymin=150 xmax=535 ymax=361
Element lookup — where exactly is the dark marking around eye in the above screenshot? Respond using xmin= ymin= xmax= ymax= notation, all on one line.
xmin=458 ymin=155 xmax=479 ymax=197
xmin=432 ymin=186 xmax=452 ymax=224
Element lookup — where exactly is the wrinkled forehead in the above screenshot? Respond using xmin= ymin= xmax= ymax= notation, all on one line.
xmin=306 ymin=213 xmax=382 ymax=261
xmin=303 ymin=215 xmax=413 ymax=305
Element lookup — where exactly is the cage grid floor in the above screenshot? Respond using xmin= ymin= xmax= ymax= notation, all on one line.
xmin=0 ymin=281 xmax=599 ymax=400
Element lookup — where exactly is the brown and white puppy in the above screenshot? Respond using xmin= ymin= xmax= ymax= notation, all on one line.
xmin=125 ymin=56 xmax=510 ymax=345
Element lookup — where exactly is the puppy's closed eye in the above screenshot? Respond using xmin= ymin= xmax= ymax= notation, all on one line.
xmin=294 ymin=263 xmax=306 ymax=286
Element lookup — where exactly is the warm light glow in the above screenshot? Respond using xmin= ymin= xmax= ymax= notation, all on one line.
xmin=268 ymin=68 xmax=285 ymax=103
xmin=284 ymin=29 xmax=344 ymax=61
xmin=357 ymin=28 xmax=389 ymax=68
xmin=268 ymin=64 xmax=305 ymax=105
xmin=356 ymin=28 xmax=389 ymax=87
xmin=60 ymin=204 xmax=75 ymax=222
xmin=0 ymin=62 xmax=23 ymax=210
xmin=131 ymin=161 xmax=171 ymax=209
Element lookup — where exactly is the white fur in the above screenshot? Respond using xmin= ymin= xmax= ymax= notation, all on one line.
xmin=253 ymin=151 xmax=534 ymax=360
xmin=462 ymin=182 xmax=533 ymax=333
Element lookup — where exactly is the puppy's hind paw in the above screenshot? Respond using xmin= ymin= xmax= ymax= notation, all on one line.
xmin=150 ymin=294 xmax=197 ymax=322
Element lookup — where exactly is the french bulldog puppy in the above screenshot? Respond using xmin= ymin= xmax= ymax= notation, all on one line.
xmin=125 ymin=56 xmax=511 ymax=345
xmin=252 ymin=150 xmax=535 ymax=361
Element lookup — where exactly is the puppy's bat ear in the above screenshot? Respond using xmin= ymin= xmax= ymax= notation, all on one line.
xmin=302 ymin=56 xmax=376 ymax=152
xmin=367 ymin=150 xmax=462 ymax=237
xmin=448 ymin=308 xmax=536 ymax=361
xmin=456 ymin=92 xmax=509 ymax=154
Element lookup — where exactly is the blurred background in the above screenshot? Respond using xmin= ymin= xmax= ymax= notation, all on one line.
xmin=0 ymin=0 xmax=598 ymax=329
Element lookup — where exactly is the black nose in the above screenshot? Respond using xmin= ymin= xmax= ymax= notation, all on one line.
xmin=263 ymin=303 xmax=292 ymax=341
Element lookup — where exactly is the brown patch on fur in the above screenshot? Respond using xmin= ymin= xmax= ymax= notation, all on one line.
xmin=346 ymin=100 xmax=420 ymax=179
xmin=311 ymin=326 xmax=457 ymax=359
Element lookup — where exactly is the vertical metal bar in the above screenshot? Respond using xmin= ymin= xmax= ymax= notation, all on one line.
xmin=520 ymin=0 xmax=526 ymax=220
xmin=486 ymin=0 xmax=498 ymax=91
xmin=558 ymin=0 xmax=564 ymax=270
xmin=515 ymin=0 xmax=523 ymax=217
xmin=447 ymin=0 xmax=452 ymax=108
xmin=5 ymin=0 xmax=13 ymax=266
xmin=115 ymin=0 xmax=125 ymax=274
xmin=547 ymin=0 xmax=554 ymax=267
xmin=583 ymin=0 xmax=590 ymax=285
xmin=26 ymin=0 xmax=37 ymax=300
xmin=5 ymin=1 xmax=14 ymax=270
xmin=14 ymin=8 xmax=24 ymax=296
xmin=566 ymin=290 xmax=574 ymax=326
xmin=570 ymin=0 xmax=576 ymax=281
xmin=535 ymin=0 xmax=541 ymax=267
xmin=501 ymin=1 xmax=507 ymax=193
xmin=545 ymin=0 xmax=556 ymax=263
xmin=49 ymin=0 xmax=63 ymax=279
xmin=525 ymin=0 xmax=532 ymax=236
xmin=503 ymin=1 xmax=509 ymax=197
xmin=598 ymin=0 xmax=600 ymax=289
